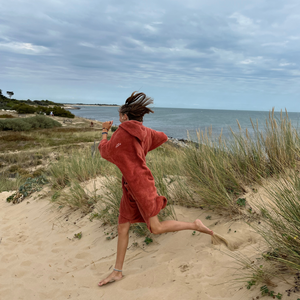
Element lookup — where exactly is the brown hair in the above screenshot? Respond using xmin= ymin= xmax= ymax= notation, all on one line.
xmin=119 ymin=91 xmax=154 ymax=122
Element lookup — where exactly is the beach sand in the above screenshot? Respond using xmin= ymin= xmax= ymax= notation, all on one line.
xmin=1 ymin=182 xmax=295 ymax=300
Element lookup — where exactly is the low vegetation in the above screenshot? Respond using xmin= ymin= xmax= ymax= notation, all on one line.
xmin=0 ymin=114 xmax=15 ymax=119
xmin=0 ymin=115 xmax=62 ymax=131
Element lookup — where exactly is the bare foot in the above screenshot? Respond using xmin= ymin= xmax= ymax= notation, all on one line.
xmin=195 ymin=219 xmax=213 ymax=236
xmin=98 ymin=270 xmax=123 ymax=287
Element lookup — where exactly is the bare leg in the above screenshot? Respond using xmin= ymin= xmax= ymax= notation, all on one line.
xmin=98 ymin=222 xmax=130 ymax=286
xmin=149 ymin=216 xmax=213 ymax=236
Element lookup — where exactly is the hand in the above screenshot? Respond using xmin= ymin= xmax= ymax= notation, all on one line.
xmin=102 ymin=120 xmax=113 ymax=130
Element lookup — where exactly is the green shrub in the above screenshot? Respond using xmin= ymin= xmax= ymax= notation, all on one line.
xmin=11 ymin=102 xmax=74 ymax=118
xmin=0 ymin=114 xmax=15 ymax=118
xmin=13 ymin=103 xmax=37 ymax=114
xmin=0 ymin=118 xmax=32 ymax=131
xmin=51 ymin=106 xmax=74 ymax=118
xmin=36 ymin=105 xmax=74 ymax=118
xmin=0 ymin=115 xmax=62 ymax=131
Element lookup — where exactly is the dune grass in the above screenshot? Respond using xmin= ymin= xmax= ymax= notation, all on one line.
xmin=49 ymin=147 xmax=116 ymax=188
xmin=52 ymin=180 xmax=101 ymax=213
xmin=255 ymin=172 xmax=300 ymax=272
xmin=183 ymin=109 xmax=300 ymax=214
xmin=0 ymin=175 xmax=26 ymax=193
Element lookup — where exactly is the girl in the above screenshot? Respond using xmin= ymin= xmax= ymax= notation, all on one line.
xmin=98 ymin=92 xmax=213 ymax=286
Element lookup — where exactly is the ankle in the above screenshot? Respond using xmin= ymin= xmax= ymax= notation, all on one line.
xmin=113 ymin=268 xmax=122 ymax=273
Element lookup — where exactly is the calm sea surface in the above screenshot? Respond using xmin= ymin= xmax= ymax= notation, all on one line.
xmin=69 ymin=106 xmax=300 ymax=141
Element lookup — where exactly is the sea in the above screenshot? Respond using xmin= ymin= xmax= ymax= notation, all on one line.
xmin=68 ymin=106 xmax=300 ymax=141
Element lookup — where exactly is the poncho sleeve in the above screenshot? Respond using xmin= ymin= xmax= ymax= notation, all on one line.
xmin=98 ymin=138 xmax=114 ymax=164
xmin=149 ymin=129 xmax=168 ymax=151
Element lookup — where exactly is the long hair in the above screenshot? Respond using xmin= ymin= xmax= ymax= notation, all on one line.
xmin=119 ymin=92 xmax=154 ymax=122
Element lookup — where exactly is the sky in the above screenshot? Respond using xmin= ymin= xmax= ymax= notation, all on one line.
xmin=1 ymin=0 xmax=300 ymax=111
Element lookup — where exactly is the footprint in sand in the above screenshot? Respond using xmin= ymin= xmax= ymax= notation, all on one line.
xmin=75 ymin=252 xmax=91 ymax=260
xmin=64 ymin=259 xmax=75 ymax=268
xmin=179 ymin=264 xmax=190 ymax=273
xmin=1 ymin=253 xmax=19 ymax=263
xmin=51 ymin=247 xmax=63 ymax=253
xmin=20 ymin=260 xmax=32 ymax=267
xmin=7 ymin=234 xmax=28 ymax=243
xmin=23 ymin=247 xmax=39 ymax=255
xmin=12 ymin=270 xmax=27 ymax=278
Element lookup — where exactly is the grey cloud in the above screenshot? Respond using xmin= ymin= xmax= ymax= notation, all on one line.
xmin=0 ymin=0 xmax=299 ymax=109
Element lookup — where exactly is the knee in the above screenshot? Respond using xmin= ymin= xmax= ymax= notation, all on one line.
xmin=150 ymin=224 xmax=162 ymax=235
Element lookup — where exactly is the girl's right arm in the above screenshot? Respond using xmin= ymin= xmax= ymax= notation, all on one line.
xmin=98 ymin=121 xmax=114 ymax=162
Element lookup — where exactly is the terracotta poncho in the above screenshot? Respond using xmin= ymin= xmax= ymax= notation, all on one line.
xmin=98 ymin=121 xmax=168 ymax=231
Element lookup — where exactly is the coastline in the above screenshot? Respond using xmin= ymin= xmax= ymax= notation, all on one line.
xmin=64 ymin=104 xmax=120 ymax=110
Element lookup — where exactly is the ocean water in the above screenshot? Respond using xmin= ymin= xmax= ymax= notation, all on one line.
xmin=69 ymin=106 xmax=300 ymax=141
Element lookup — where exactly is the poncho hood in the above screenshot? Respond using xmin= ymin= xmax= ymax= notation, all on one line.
xmin=119 ymin=121 xmax=147 ymax=142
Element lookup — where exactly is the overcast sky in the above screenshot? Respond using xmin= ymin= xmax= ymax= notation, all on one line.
xmin=1 ymin=0 xmax=300 ymax=111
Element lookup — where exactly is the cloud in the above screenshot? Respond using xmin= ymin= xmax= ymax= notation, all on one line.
xmin=0 ymin=0 xmax=299 ymax=110
xmin=0 ymin=42 xmax=49 ymax=55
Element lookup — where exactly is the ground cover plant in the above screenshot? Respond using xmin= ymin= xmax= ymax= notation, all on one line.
xmin=6 ymin=175 xmax=48 ymax=204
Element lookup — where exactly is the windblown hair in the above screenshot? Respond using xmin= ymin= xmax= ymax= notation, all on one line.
xmin=119 ymin=92 xmax=154 ymax=122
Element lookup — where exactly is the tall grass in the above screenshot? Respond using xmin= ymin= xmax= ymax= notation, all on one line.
xmin=255 ymin=172 xmax=300 ymax=272
xmin=49 ymin=147 xmax=116 ymax=188
xmin=147 ymin=144 xmax=194 ymax=208
xmin=183 ymin=109 xmax=300 ymax=213
xmin=52 ymin=180 xmax=101 ymax=213
xmin=0 ymin=175 xmax=26 ymax=192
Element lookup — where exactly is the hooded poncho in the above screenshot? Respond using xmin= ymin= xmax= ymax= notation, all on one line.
xmin=98 ymin=120 xmax=168 ymax=231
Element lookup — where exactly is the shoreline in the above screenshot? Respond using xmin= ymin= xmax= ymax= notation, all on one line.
xmin=64 ymin=104 xmax=120 ymax=110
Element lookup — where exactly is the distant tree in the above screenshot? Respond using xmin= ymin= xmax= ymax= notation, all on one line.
xmin=7 ymin=91 xmax=14 ymax=99
xmin=0 ymin=89 xmax=2 ymax=96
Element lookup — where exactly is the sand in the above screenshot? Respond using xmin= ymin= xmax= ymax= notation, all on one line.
xmin=0 ymin=187 xmax=296 ymax=300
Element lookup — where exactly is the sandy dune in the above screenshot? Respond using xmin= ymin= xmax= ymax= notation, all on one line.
xmin=0 ymin=189 xmax=295 ymax=300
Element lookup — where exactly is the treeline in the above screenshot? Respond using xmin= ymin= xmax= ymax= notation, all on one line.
xmin=0 ymin=89 xmax=74 ymax=118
